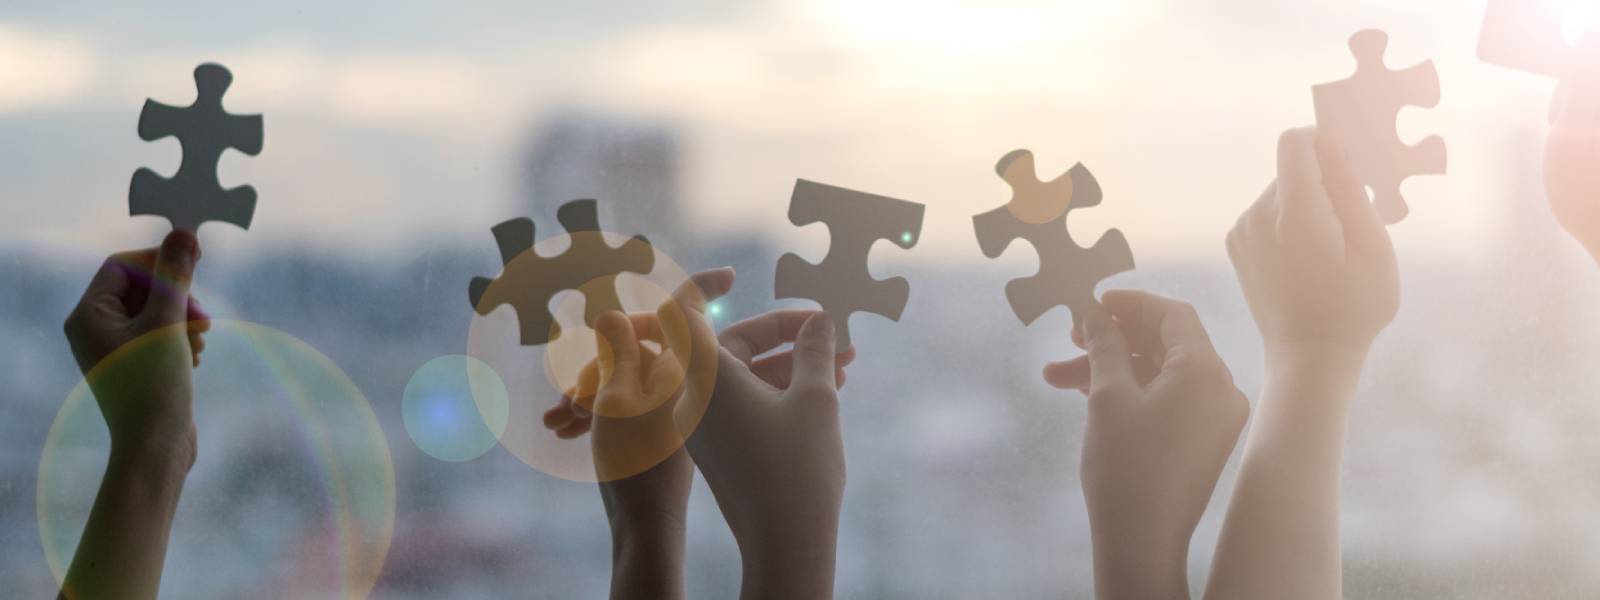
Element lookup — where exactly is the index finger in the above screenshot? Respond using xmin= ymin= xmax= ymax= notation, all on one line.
xmin=717 ymin=309 xmax=822 ymax=363
xmin=1099 ymin=289 xmax=1221 ymax=369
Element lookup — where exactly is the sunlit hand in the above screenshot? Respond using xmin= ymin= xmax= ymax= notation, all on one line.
xmin=662 ymin=271 xmax=853 ymax=600
xmin=1545 ymin=35 xmax=1600 ymax=262
xmin=1044 ymin=291 xmax=1248 ymax=600
xmin=1226 ymin=127 xmax=1397 ymax=358
xmin=63 ymin=229 xmax=210 ymax=465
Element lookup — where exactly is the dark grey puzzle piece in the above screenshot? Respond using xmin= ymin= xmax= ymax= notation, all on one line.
xmin=776 ymin=179 xmax=925 ymax=352
xmin=469 ymin=199 xmax=655 ymax=346
xmin=974 ymin=161 xmax=1134 ymax=331
xmin=130 ymin=63 xmax=263 ymax=231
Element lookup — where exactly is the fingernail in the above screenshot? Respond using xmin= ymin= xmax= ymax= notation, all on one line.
xmin=810 ymin=312 xmax=836 ymax=337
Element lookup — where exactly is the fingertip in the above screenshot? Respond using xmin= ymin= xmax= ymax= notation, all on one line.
xmin=161 ymin=229 xmax=200 ymax=267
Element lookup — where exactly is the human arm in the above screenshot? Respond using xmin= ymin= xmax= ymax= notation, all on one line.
xmin=540 ymin=270 xmax=735 ymax=600
xmin=1044 ymin=291 xmax=1249 ymax=600
xmin=1545 ymin=34 xmax=1600 ymax=263
xmin=645 ymin=270 xmax=850 ymax=600
xmin=59 ymin=230 xmax=209 ymax=600
xmin=1203 ymin=128 xmax=1398 ymax=600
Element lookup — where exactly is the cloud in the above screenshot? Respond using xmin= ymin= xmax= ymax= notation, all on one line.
xmin=0 ymin=23 xmax=94 ymax=112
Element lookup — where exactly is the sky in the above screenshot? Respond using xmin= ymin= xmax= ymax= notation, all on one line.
xmin=0 ymin=0 xmax=1584 ymax=264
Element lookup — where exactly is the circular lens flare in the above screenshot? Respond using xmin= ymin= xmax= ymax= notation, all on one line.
xmin=37 ymin=320 xmax=395 ymax=598
xmin=403 ymin=355 xmax=510 ymax=462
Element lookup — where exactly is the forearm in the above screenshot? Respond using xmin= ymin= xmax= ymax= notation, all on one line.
xmin=1091 ymin=523 xmax=1191 ymax=600
xmin=609 ymin=518 xmax=687 ymax=600
xmin=62 ymin=441 xmax=190 ymax=600
xmin=737 ymin=518 xmax=839 ymax=600
xmin=1204 ymin=343 xmax=1365 ymax=600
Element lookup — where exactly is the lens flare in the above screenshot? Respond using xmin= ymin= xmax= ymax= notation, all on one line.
xmin=466 ymin=232 xmax=715 ymax=483
xmin=37 ymin=320 xmax=395 ymax=598
xmin=402 ymin=355 xmax=509 ymax=462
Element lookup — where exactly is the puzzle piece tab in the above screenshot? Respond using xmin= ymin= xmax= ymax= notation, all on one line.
xmin=469 ymin=199 xmax=655 ymax=346
xmin=130 ymin=63 xmax=263 ymax=231
xmin=775 ymin=180 xmax=925 ymax=351
xmin=1313 ymin=30 xmax=1447 ymax=224
xmin=974 ymin=151 xmax=1133 ymax=331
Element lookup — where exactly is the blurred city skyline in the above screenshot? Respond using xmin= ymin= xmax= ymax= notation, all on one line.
xmin=0 ymin=0 xmax=1582 ymax=265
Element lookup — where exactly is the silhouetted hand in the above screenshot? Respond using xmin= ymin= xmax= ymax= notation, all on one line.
xmin=59 ymin=229 xmax=210 ymax=600
xmin=63 ymin=229 xmax=210 ymax=468
xmin=661 ymin=271 xmax=853 ymax=600
xmin=1227 ymin=127 xmax=1397 ymax=358
xmin=1044 ymin=291 xmax=1248 ymax=600
xmin=1545 ymin=35 xmax=1600 ymax=262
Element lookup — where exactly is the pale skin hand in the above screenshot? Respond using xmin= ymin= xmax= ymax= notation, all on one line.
xmin=59 ymin=230 xmax=211 ymax=600
xmin=543 ymin=269 xmax=852 ymax=600
xmin=674 ymin=273 xmax=852 ymax=600
xmin=1044 ymin=291 xmax=1249 ymax=600
xmin=1205 ymin=127 xmax=1397 ymax=600
xmin=1545 ymin=34 xmax=1600 ymax=262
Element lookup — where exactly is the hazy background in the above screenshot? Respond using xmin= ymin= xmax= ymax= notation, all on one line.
xmin=7 ymin=0 xmax=1600 ymax=597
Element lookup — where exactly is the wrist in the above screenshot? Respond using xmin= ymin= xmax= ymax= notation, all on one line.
xmin=1089 ymin=517 xmax=1191 ymax=600
xmin=737 ymin=518 xmax=839 ymax=600
xmin=109 ymin=428 xmax=196 ymax=481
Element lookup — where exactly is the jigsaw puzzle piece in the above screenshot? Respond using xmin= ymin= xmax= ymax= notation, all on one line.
xmin=974 ymin=160 xmax=1132 ymax=330
xmin=469 ymin=217 xmax=537 ymax=311
xmin=129 ymin=63 xmax=264 ymax=232
xmin=997 ymin=149 xmax=1081 ymax=224
xmin=1004 ymin=229 xmax=1132 ymax=327
xmin=1370 ymin=134 xmax=1447 ymax=223
xmin=468 ymin=199 xmax=655 ymax=347
xmin=1312 ymin=29 xmax=1447 ymax=225
xmin=129 ymin=167 xmax=258 ymax=231
xmin=775 ymin=179 xmax=924 ymax=351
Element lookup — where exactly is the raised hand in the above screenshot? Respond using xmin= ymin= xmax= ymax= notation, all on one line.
xmin=1226 ymin=128 xmax=1397 ymax=355
xmin=1044 ymin=291 xmax=1248 ymax=600
xmin=1545 ymin=35 xmax=1600 ymax=262
xmin=540 ymin=270 xmax=734 ymax=600
xmin=1205 ymin=128 xmax=1395 ymax=600
xmin=59 ymin=229 xmax=210 ymax=600
xmin=659 ymin=273 xmax=853 ymax=600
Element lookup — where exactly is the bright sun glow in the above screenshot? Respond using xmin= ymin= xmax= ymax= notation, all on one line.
xmin=1565 ymin=0 xmax=1600 ymax=44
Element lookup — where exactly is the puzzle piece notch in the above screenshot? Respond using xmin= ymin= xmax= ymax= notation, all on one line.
xmin=998 ymin=149 xmax=1078 ymax=224
xmin=129 ymin=63 xmax=264 ymax=232
xmin=469 ymin=199 xmax=656 ymax=346
xmin=775 ymin=179 xmax=925 ymax=352
xmin=1313 ymin=29 xmax=1447 ymax=225
xmin=974 ymin=158 xmax=1133 ymax=331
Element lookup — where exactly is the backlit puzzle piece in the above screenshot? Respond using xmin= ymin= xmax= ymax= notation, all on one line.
xmin=1313 ymin=29 xmax=1447 ymax=225
xmin=469 ymin=199 xmax=655 ymax=346
xmin=130 ymin=63 xmax=263 ymax=231
xmin=973 ymin=150 xmax=1133 ymax=332
xmin=775 ymin=179 xmax=925 ymax=351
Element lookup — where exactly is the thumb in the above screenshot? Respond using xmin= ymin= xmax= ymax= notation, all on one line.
xmin=787 ymin=312 xmax=838 ymax=395
xmin=1314 ymin=133 xmax=1390 ymax=256
xmin=1083 ymin=310 xmax=1133 ymax=396
xmin=594 ymin=311 xmax=642 ymax=406
xmin=143 ymin=229 xmax=200 ymax=325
